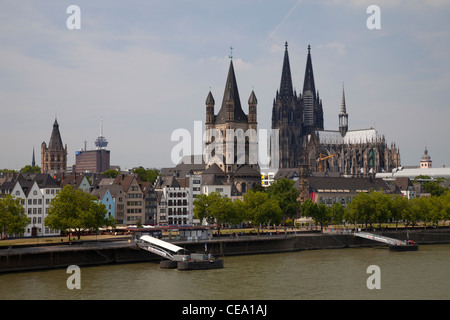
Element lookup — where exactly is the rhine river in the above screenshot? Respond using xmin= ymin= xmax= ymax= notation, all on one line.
xmin=1 ymin=244 xmax=449 ymax=300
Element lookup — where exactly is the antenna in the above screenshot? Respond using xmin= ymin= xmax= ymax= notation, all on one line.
xmin=95 ymin=116 xmax=108 ymax=149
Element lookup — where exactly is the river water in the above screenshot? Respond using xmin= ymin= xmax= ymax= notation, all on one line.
xmin=1 ymin=244 xmax=449 ymax=300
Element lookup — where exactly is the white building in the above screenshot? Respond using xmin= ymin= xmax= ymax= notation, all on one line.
xmin=11 ymin=174 xmax=61 ymax=237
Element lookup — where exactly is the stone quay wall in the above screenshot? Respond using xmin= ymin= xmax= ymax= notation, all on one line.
xmin=1 ymin=228 xmax=449 ymax=273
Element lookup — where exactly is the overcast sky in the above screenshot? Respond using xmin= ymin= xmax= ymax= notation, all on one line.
xmin=1 ymin=0 xmax=449 ymax=171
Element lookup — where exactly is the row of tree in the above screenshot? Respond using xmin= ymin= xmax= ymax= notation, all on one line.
xmin=193 ymin=178 xmax=300 ymax=234
xmin=301 ymin=190 xmax=450 ymax=232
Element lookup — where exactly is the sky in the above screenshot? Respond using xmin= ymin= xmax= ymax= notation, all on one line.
xmin=1 ymin=0 xmax=450 ymax=171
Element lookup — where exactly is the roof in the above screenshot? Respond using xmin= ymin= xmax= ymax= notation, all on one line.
xmin=233 ymin=164 xmax=260 ymax=177
xmin=307 ymin=176 xmax=391 ymax=193
xmin=376 ymin=167 xmax=450 ymax=179
xmin=215 ymin=60 xmax=248 ymax=124
xmin=47 ymin=119 xmax=65 ymax=151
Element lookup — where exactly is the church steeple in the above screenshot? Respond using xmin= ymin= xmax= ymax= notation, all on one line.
xmin=32 ymin=147 xmax=36 ymax=167
xmin=48 ymin=118 xmax=64 ymax=151
xmin=215 ymin=60 xmax=247 ymax=124
xmin=302 ymin=45 xmax=316 ymax=99
xmin=279 ymin=42 xmax=294 ymax=98
xmin=339 ymin=83 xmax=348 ymax=137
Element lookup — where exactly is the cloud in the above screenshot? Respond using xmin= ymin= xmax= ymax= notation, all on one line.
xmin=264 ymin=0 xmax=303 ymax=44
xmin=318 ymin=42 xmax=346 ymax=55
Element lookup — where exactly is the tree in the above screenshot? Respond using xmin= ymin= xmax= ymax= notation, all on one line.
xmin=423 ymin=181 xmax=447 ymax=197
xmin=132 ymin=167 xmax=159 ymax=183
xmin=102 ymin=169 xmax=119 ymax=178
xmin=348 ymin=192 xmax=376 ymax=229
xmin=193 ymin=193 xmax=211 ymax=224
xmin=20 ymin=165 xmax=41 ymax=174
xmin=301 ymin=200 xmax=330 ymax=232
xmin=329 ymin=202 xmax=345 ymax=226
xmin=242 ymin=190 xmax=282 ymax=235
xmin=391 ymin=195 xmax=409 ymax=230
xmin=404 ymin=197 xmax=427 ymax=228
xmin=0 ymin=169 xmax=16 ymax=174
xmin=429 ymin=196 xmax=444 ymax=227
xmin=266 ymin=178 xmax=300 ymax=221
xmin=371 ymin=191 xmax=392 ymax=228
xmin=0 ymin=194 xmax=30 ymax=237
xmin=193 ymin=192 xmax=240 ymax=232
xmin=45 ymin=185 xmax=110 ymax=240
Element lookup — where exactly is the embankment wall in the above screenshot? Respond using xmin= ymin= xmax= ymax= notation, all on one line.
xmin=1 ymin=229 xmax=449 ymax=273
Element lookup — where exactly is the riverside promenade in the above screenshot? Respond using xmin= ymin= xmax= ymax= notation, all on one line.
xmin=1 ymin=228 xmax=450 ymax=273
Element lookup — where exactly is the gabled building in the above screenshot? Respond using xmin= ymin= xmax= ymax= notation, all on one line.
xmin=114 ymin=174 xmax=144 ymax=225
xmin=60 ymin=173 xmax=91 ymax=192
xmin=90 ymin=188 xmax=115 ymax=220
xmin=10 ymin=174 xmax=60 ymax=237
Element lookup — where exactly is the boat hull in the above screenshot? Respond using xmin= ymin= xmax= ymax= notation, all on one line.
xmin=389 ymin=244 xmax=419 ymax=252
xmin=177 ymin=259 xmax=224 ymax=270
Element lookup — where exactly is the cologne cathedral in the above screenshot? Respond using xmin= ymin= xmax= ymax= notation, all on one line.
xmin=272 ymin=43 xmax=400 ymax=176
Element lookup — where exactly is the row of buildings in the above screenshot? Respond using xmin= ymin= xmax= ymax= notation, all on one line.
xmin=5 ymin=41 xmax=448 ymax=238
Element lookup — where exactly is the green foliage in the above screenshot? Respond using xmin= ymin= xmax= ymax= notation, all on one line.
xmin=266 ymin=178 xmax=300 ymax=219
xmin=133 ymin=167 xmax=160 ymax=183
xmin=193 ymin=192 xmax=239 ymax=228
xmin=193 ymin=190 xmax=283 ymax=234
xmin=0 ymin=169 xmax=16 ymax=173
xmin=20 ymin=165 xmax=41 ymax=174
xmin=45 ymin=185 xmax=110 ymax=239
xmin=0 ymin=194 xmax=30 ymax=237
xmin=423 ymin=181 xmax=447 ymax=197
xmin=345 ymin=189 xmax=450 ymax=228
xmin=242 ymin=190 xmax=282 ymax=234
xmin=301 ymin=199 xmax=330 ymax=232
xmin=102 ymin=169 xmax=119 ymax=178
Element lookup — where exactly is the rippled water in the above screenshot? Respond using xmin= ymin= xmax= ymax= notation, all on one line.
xmin=1 ymin=244 xmax=449 ymax=300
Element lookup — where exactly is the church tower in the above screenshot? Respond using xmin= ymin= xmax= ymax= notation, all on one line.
xmin=271 ymin=42 xmax=302 ymax=169
xmin=41 ymin=119 xmax=67 ymax=174
xmin=205 ymin=59 xmax=258 ymax=173
xmin=301 ymin=45 xmax=324 ymax=135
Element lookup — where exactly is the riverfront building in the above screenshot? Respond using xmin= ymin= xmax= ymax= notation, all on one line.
xmin=5 ymin=174 xmax=61 ymax=237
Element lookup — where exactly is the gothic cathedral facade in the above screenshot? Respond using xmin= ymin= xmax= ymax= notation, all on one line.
xmin=272 ymin=43 xmax=400 ymax=176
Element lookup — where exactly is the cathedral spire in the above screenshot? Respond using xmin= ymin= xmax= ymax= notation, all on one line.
xmin=302 ymin=44 xmax=316 ymax=98
xmin=279 ymin=41 xmax=294 ymax=97
xmin=340 ymin=83 xmax=347 ymax=113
